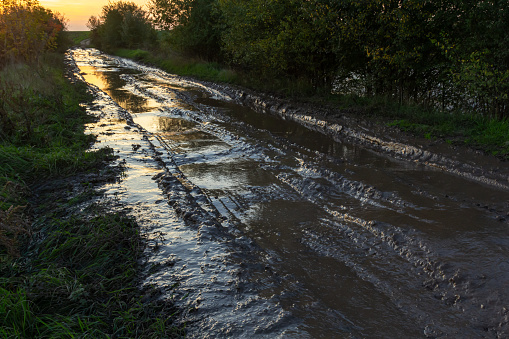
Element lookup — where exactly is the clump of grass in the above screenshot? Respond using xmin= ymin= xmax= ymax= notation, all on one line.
xmin=0 ymin=204 xmax=31 ymax=257
xmin=1 ymin=210 xmax=183 ymax=338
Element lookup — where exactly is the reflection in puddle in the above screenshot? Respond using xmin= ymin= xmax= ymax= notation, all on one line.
xmin=158 ymin=117 xmax=197 ymax=132
xmin=134 ymin=115 xmax=200 ymax=134
xmin=112 ymin=89 xmax=158 ymax=113
xmin=180 ymin=161 xmax=274 ymax=190
xmin=167 ymin=131 xmax=217 ymax=143
xmin=197 ymin=96 xmax=358 ymax=159
xmin=80 ymin=66 xmax=159 ymax=113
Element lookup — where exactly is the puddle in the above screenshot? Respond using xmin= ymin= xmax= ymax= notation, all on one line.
xmin=71 ymin=48 xmax=509 ymax=338
xmin=80 ymin=66 xmax=160 ymax=113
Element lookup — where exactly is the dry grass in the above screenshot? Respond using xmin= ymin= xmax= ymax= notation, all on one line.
xmin=0 ymin=181 xmax=31 ymax=257
xmin=0 ymin=208 xmax=31 ymax=257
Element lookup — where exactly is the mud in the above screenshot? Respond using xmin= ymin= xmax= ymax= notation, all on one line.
xmin=68 ymin=48 xmax=509 ymax=338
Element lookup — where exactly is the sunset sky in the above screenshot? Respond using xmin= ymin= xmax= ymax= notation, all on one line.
xmin=39 ymin=0 xmax=150 ymax=31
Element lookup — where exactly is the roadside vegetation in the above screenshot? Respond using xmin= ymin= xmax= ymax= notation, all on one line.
xmin=0 ymin=1 xmax=183 ymax=337
xmin=66 ymin=31 xmax=91 ymax=45
xmin=86 ymin=0 xmax=509 ymax=159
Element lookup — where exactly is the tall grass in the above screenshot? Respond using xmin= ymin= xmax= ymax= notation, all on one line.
xmin=1 ymin=211 xmax=183 ymax=338
xmin=0 ymin=53 xmax=102 ymax=187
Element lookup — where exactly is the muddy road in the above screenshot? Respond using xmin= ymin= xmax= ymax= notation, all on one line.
xmin=69 ymin=48 xmax=509 ymax=338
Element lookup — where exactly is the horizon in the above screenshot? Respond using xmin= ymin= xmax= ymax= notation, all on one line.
xmin=39 ymin=0 xmax=150 ymax=31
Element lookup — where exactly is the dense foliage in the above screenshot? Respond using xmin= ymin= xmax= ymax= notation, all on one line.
xmin=87 ymin=1 xmax=156 ymax=50
xmin=149 ymin=0 xmax=220 ymax=59
xmin=146 ymin=0 xmax=509 ymax=119
xmin=0 ymin=0 xmax=67 ymax=66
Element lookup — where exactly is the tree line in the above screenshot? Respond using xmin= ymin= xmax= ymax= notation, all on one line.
xmin=89 ymin=0 xmax=509 ymax=119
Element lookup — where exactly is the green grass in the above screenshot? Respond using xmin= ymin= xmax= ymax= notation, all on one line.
xmin=114 ymin=48 xmax=238 ymax=83
xmin=341 ymin=93 xmax=509 ymax=157
xmin=1 ymin=210 xmax=184 ymax=338
xmin=0 ymin=53 xmax=102 ymax=187
xmin=384 ymin=106 xmax=509 ymax=158
xmin=64 ymin=31 xmax=91 ymax=46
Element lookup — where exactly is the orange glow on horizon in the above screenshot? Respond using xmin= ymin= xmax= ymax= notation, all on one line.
xmin=39 ymin=0 xmax=150 ymax=31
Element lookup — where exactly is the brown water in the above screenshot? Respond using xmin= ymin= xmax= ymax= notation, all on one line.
xmin=72 ymin=48 xmax=509 ymax=338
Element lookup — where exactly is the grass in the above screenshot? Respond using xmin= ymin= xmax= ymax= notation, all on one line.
xmin=328 ymin=92 xmax=509 ymax=157
xmin=114 ymin=48 xmax=238 ymax=83
xmin=383 ymin=105 xmax=509 ymax=157
xmin=0 ymin=51 xmax=184 ymax=337
xmin=1 ymin=209 xmax=183 ymax=338
xmin=0 ymin=53 xmax=103 ymax=186
xmin=64 ymin=31 xmax=91 ymax=46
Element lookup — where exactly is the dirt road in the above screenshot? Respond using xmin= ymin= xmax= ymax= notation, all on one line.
xmin=69 ymin=48 xmax=509 ymax=338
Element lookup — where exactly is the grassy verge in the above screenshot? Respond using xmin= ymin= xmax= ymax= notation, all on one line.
xmin=0 ymin=53 xmax=103 ymax=187
xmin=386 ymin=112 xmax=509 ymax=155
xmin=355 ymin=98 xmax=509 ymax=158
xmin=1 ymin=204 xmax=182 ymax=338
xmin=114 ymin=48 xmax=237 ymax=83
xmin=64 ymin=31 xmax=91 ymax=46
xmin=0 ymin=53 xmax=183 ymax=337
xmin=112 ymin=47 xmax=509 ymax=159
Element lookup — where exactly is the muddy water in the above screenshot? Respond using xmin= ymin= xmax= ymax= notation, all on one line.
xmin=71 ymin=48 xmax=509 ymax=338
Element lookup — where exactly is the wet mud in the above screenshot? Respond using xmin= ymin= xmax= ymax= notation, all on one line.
xmin=68 ymin=48 xmax=509 ymax=338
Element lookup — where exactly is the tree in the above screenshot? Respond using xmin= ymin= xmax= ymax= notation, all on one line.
xmin=439 ymin=1 xmax=509 ymax=118
xmin=87 ymin=1 xmax=156 ymax=51
xmin=149 ymin=0 xmax=221 ymax=59
xmin=218 ymin=0 xmax=342 ymax=89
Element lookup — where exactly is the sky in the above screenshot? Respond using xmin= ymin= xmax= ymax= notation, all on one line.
xmin=39 ymin=0 xmax=150 ymax=31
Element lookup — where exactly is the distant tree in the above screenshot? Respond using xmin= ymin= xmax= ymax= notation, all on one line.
xmin=87 ymin=1 xmax=156 ymax=51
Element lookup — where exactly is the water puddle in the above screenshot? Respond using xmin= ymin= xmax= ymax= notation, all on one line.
xmin=71 ymin=48 xmax=509 ymax=338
